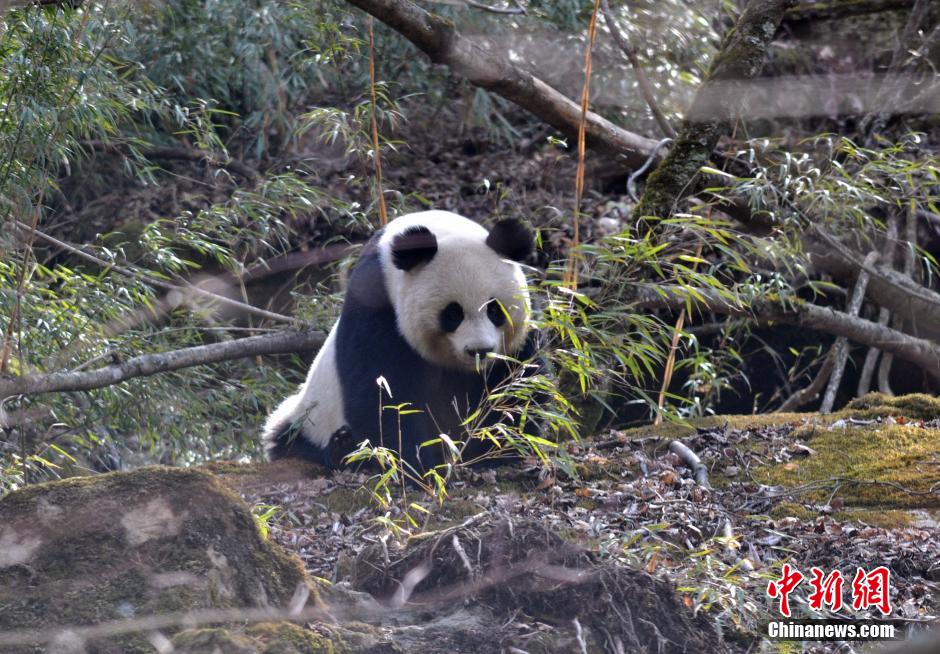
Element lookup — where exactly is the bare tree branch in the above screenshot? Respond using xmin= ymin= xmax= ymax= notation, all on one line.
xmin=0 ymin=329 xmax=325 ymax=400
xmin=820 ymin=251 xmax=878 ymax=413
xmin=345 ymin=0 xmax=660 ymax=169
xmin=12 ymin=221 xmax=297 ymax=325
xmin=809 ymin=240 xmax=940 ymax=343
xmin=628 ymin=285 xmax=940 ymax=378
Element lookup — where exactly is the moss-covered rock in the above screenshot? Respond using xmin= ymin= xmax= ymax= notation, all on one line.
xmin=845 ymin=392 xmax=940 ymax=421
xmin=0 ymin=467 xmax=316 ymax=653
xmin=171 ymin=628 xmax=259 ymax=654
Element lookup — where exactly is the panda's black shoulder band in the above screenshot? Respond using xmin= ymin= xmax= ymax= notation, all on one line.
xmin=486 ymin=219 xmax=534 ymax=262
xmin=391 ymin=225 xmax=438 ymax=271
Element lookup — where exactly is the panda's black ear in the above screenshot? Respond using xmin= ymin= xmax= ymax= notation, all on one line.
xmin=391 ymin=225 xmax=438 ymax=271
xmin=486 ymin=219 xmax=534 ymax=262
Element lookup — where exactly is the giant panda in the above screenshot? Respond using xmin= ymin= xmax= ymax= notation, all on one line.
xmin=262 ymin=210 xmax=541 ymax=472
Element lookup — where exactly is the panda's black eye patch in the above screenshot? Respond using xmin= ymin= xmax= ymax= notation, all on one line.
xmin=486 ymin=299 xmax=507 ymax=327
xmin=440 ymin=302 xmax=464 ymax=333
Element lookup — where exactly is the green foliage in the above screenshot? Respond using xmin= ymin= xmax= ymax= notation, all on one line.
xmin=343 ymin=354 xmax=577 ymax=523
xmin=0 ymin=2 xmax=366 ymax=493
xmin=0 ymin=4 xmax=157 ymax=217
xmin=113 ymin=0 xmax=344 ymax=158
xmin=1 ymin=0 xmax=931 ymax=517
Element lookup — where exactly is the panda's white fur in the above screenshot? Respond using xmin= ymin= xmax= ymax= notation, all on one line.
xmin=262 ymin=325 xmax=346 ymax=450
xmin=262 ymin=210 xmax=538 ymax=469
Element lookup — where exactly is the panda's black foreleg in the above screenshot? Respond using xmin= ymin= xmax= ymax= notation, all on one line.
xmin=267 ymin=422 xmax=334 ymax=468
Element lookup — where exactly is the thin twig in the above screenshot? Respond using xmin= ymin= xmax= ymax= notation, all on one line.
xmin=565 ymin=0 xmax=602 ymax=291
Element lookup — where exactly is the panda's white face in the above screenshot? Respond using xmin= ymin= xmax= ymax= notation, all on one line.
xmin=379 ymin=211 xmax=532 ymax=371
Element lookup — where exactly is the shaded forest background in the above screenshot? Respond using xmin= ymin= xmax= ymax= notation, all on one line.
xmin=0 ymin=0 xmax=938 ymax=488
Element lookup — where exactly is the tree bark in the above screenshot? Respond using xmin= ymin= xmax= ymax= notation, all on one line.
xmin=631 ymin=0 xmax=796 ymax=222
xmin=345 ymin=0 xmax=660 ymax=169
xmin=0 ymin=330 xmax=325 ymax=400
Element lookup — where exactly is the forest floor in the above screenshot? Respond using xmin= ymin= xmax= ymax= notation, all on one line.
xmin=213 ymin=393 xmax=940 ymax=653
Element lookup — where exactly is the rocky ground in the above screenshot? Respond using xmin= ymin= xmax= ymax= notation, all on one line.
xmin=215 ymin=393 xmax=940 ymax=653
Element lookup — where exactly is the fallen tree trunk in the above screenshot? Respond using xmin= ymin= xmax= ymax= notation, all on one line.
xmin=344 ymin=0 xmax=660 ymax=169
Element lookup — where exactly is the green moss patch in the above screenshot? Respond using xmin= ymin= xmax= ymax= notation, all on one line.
xmin=768 ymin=501 xmax=819 ymax=522
xmin=756 ymin=423 xmax=940 ymax=509
xmin=768 ymin=502 xmax=916 ymax=529
xmin=0 ymin=467 xmax=315 ymax=653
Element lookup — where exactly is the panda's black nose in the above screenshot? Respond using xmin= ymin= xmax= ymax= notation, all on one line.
xmin=465 ymin=347 xmax=493 ymax=358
